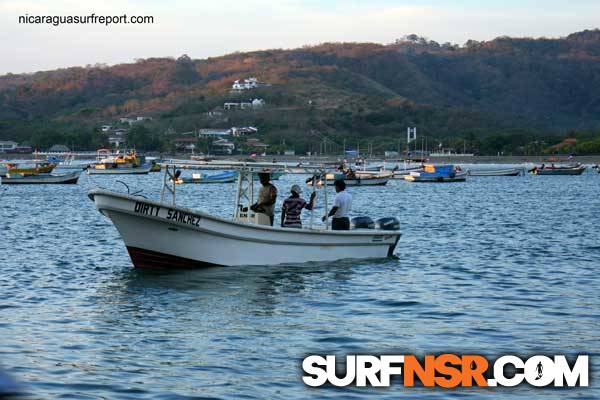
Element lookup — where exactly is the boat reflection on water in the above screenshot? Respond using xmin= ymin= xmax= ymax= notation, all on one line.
xmin=93 ymin=257 xmax=399 ymax=322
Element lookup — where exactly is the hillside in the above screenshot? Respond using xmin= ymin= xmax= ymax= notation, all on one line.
xmin=2 ymin=29 xmax=600 ymax=154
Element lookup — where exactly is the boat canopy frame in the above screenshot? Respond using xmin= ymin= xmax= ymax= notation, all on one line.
xmin=160 ymin=162 xmax=335 ymax=230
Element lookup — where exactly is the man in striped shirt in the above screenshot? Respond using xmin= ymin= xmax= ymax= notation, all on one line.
xmin=280 ymin=184 xmax=316 ymax=228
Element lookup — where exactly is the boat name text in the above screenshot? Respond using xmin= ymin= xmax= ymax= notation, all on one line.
xmin=134 ymin=201 xmax=202 ymax=227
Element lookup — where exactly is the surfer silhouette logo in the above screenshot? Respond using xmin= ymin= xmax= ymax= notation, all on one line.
xmin=535 ymin=361 xmax=543 ymax=380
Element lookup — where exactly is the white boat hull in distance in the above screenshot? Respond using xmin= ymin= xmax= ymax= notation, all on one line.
xmin=336 ymin=177 xmax=389 ymax=186
xmin=87 ymin=165 xmax=152 ymax=175
xmin=468 ymin=168 xmax=523 ymax=176
xmin=1 ymin=171 xmax=81 ymax=184
xmin=88 ymin=189 xmax=401 ymax=268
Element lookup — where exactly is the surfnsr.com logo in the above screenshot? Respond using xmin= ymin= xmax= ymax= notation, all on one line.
xmin=302 ymin=354 xmax=589 ymax=388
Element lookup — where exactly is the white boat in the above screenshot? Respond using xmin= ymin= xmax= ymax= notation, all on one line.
xmin=404 ymin=165 xmax=468 ymax=182
xmin=87 ymin=164 xmax=152 ymax=175
xmin=173 ymin=171 xmax=237 ymax=184
xmin=0 ymin=164 xmax=7 ymax=177
xmin=1 ymin=171 xmax=81 ymax=184
xmin=308 ymin=171 xmax=391 ymax=187
xmin=468 ymin=168 xmax=523 ymax=176
xmin=88 ymin=164 xmax=401 ymax=268
xmin=392 ymin=168 xmax=423 ymax=178
xmin=87 ymin=149 xmax=152 ymax=175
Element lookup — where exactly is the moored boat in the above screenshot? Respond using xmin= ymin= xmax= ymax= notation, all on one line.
xmin=391 ymin=166 xmax=424 ymax=178
xmin=172 ymin=171 xmax=237 ymax=184
xmin=309 ymin=171 xmax=391 ymax=187
xmin=404 ymin=164 xmax=467 ymax=182
xmin=4 ymin=161 xmax=56 ymax=176
xmin=87 ymin=149 xmax=152 ymax=175
xmin=529 ymin=164 xmax=586 ymax=175
xmin=1 ymin=170 xmax=81 ymax=184
xmin=88 ymin=164 xmax=401 ymax=268
xmin=468 ymin=167 xmax=524 ymax=176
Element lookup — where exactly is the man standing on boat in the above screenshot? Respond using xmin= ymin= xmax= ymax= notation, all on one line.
xmin=322 ymin=180 xmax=352 ymax=230
xmin=280 ymin=185 xmax=316 ymax=228
xmin=251 ymin=172 xmax=278 ymax=226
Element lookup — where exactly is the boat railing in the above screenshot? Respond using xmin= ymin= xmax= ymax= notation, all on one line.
xmin=158 ymin=162 xmax=336 ymax=229
xmin=161 ymin=164 xmax=179 ymax=205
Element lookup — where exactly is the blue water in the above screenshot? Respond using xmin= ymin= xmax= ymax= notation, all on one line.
xmin=1 ymin=166 xmax=599 ymax=399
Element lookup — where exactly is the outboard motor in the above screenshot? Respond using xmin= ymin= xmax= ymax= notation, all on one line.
xmin=376 ymin=217 xmax=400 ymax=231
xmin=351 ymin=216 xmax=375 ymax=229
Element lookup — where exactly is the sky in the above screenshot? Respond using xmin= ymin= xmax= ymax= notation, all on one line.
xmin=0 ymin=0 xmax=599 ymax=75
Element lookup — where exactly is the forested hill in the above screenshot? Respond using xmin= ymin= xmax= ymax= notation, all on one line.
xmin=2 ymin=29 xmax=600 ymax=153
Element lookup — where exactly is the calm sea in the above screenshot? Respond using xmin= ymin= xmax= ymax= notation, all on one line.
xmin=1 ymin=165 xmax=598 ymax=399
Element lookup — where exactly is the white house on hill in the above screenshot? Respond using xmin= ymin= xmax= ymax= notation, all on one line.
xmin=231 ymin=126 xmax=258 ymax=137
xmin=231 ymin=77 xmax=263 ymax=91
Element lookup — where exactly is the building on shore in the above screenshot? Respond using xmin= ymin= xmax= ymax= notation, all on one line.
xmin=231 ymin=126 xmax=258 ymax=137
xmin=0 ymin=141 xmax=18 ymax=153
xmin=224 ymin=98 xmax=265 ymax=110
xmin=211 ymin=139 xmax=235 ymax=155
xmin=198 ymin=129 xmax=231 ymax=139
xmin=174 ymin=137 xmax=197 ymax=152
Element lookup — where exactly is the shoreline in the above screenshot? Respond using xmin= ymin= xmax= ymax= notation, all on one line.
xmin=2 ymin=153 xmax=600 ymax=164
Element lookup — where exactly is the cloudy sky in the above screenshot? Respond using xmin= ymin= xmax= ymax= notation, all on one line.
xmin=0 ymin=0 xmax=598 ymax=75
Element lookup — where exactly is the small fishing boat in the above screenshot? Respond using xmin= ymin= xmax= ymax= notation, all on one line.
xmin=390 ymin=165 xmax=424 ymax=178
xmin=308 ymin=171 xmax=391 ymax=187
xmin=3 ymin=161 xmax=56 ymax=176
xmin=87 ymin=149 xmax=152 ymax=175
xmin=88 ymin=164 xmax=401 ymax=268
xmin=404 ymin=164 xmax=467 ymax=182
xmin=529 ymin=163 xmax=586 ymax=175
xmin=172 ymin=171 xmax=237 ymax=184
xmin=1 ymin=170 xmax=81 ymax=184
xmin=468 ymin=167 xmax=523 ymax=176
xmin=48 ymin=155 xmax=87 ymax=170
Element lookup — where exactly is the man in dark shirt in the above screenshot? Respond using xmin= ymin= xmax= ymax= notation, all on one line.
xmin=281 ymin=184 xmax=316 ymax=228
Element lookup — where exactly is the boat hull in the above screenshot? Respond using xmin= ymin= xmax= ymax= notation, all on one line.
xmin=332 ymin=177 xmax=389 ymax=186
xmin=87 ymin=164 xmax=152 ymax=175
xmin=404 ymin=171 xmax=468 ymax=182
xmin=89 ymin=189 xmax=401 ymax=268
xmin=1 ymin=171 xmax=81 ymax=184
xmin=176 ymin=172 xmax=237 ymax=184
xmin=391 ymin=168 xmax=423 ymax=178
xmin=531 ymin=166 xmax=586 ymax=175
xmin=468 ymin=168 xmax=523 ymax=176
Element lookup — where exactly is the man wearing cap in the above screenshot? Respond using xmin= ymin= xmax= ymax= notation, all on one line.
xmin=280 ymin=184 xmax=316 ymax=228
xmin=250 ymin=172 xmax=278 ymax=226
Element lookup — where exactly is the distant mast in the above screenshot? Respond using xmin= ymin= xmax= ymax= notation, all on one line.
xmin=407 ymin=127 xmax=417 ymax=157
